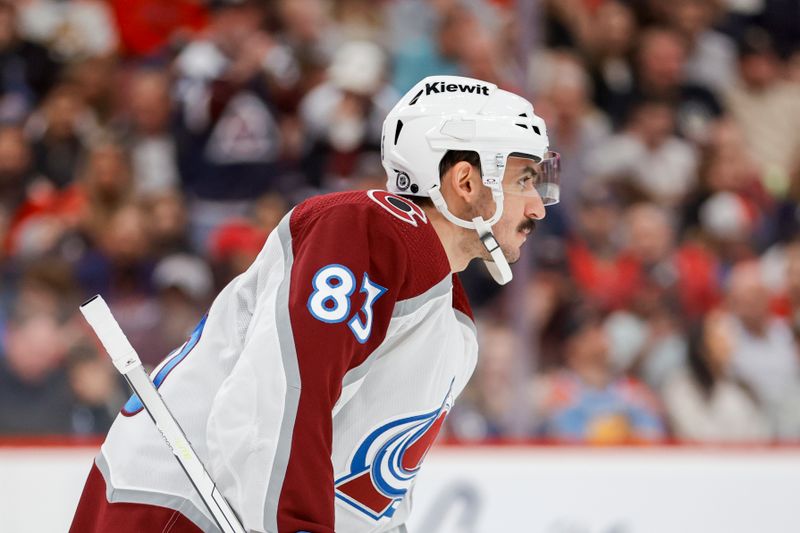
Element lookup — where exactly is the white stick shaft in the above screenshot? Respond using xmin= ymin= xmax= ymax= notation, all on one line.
xmin=80 ymin=295 xmax=246 ymax=533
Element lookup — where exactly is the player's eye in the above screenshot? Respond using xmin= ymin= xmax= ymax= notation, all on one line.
xmin=517 ymin=175 xmax=534 ymax=191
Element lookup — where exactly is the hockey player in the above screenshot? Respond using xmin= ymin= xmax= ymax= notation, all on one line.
xmin=70 ymin=75 xmax=560 ymax=533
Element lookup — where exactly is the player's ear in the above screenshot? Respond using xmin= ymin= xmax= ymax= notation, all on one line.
xmin=449 ymin=161 xmax=480 ymax=202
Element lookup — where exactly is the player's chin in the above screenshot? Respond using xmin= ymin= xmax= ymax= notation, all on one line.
xmin=482 ymin=245 xmax=520 ymax=265
xmin=503 ymin=246 xmax=522 ymax=265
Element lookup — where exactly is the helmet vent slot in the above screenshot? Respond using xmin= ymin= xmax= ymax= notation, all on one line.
xmin=394 ymin=120 xmax=404 ymax=145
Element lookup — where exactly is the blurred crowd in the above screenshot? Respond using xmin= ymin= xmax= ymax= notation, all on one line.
xmin=0 ymin=0 xmax=798 ymax=445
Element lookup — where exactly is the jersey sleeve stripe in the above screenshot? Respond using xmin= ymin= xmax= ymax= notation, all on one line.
xmin=262 ymin=213 xmax=303 ymax=533
xmin=391 ymin=275 xmax=452 ymax=318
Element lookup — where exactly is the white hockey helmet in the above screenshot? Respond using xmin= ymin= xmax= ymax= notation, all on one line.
xmin=381 ymin=75 xmax=559 ymax=285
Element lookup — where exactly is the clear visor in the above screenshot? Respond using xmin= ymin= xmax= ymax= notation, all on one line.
xmin=501 ymin=151 xmax=561 ymax=206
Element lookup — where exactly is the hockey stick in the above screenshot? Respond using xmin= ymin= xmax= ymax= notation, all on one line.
xmin=80 ymin=295 xmax=246 ymax=533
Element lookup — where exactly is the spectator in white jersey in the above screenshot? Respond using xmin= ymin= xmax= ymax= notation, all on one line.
xmin=725 ymin=262 xmax=800 ymax=422
xmin=70 ymin=75 xmax=560 ymax=533
xmin=298 ymin=41 xmax=397 ymax=189
xmin=662 ymin=310 xmax=771 ymax=443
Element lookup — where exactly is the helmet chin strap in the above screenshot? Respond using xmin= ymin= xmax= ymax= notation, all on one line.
xmin=471 ymin=216 xmax=513 ymax=285
xmin=428 ymin=185 xmax=513 ymax=285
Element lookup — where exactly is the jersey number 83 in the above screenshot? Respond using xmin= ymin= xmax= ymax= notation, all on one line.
xmin=307 ymin=264 xmax=387 ymax=344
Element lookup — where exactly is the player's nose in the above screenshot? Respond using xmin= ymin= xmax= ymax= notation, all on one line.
xmin=525 ymin=192 xmax=546 ymax=220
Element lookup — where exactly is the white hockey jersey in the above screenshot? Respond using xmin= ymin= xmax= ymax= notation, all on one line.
xmin=96 ymin=190 xmax=479 ymax=533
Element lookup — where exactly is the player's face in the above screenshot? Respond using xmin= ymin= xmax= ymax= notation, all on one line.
xmin=478 ymin=156 xmax=547 ymax=264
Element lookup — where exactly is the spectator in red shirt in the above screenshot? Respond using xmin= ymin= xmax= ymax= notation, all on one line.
xmin=109 ymin=0 xmax=208 ymax=58
xmin=626 ymin=202 xmax=720 ymax=318
xmin=567 ymin=183 xmax=641 ymax=312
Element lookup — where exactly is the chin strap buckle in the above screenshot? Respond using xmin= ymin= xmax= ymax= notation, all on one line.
xmin=480 ymin=232 xmax=500 ymax=254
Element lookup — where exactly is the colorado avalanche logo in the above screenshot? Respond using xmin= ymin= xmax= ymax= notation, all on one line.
xmin=367 ymin=190 xmax=427 ymax=227
xmin=335 ymin=381 xmax=454 ymax=520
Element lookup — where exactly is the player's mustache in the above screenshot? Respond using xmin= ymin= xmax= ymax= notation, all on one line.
xmin=517 ymin=219 xmax=536 ymax=234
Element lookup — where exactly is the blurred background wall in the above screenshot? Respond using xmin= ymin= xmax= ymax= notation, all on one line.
xmin=3 ymin=444 xmax=800 ymax=533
